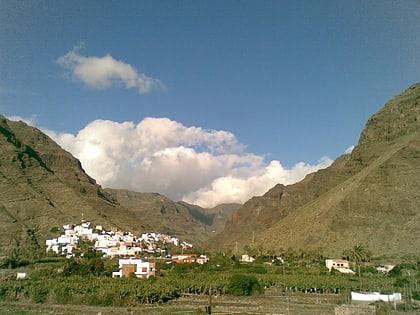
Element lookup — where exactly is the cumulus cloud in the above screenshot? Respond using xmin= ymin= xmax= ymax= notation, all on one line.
xmin=56 ymin=44 xmax=162 ymax=94
xmin=45 ymin=117 xmax=334 ymax=208
xmin=183 ymin=158 xmax=333 ymax=208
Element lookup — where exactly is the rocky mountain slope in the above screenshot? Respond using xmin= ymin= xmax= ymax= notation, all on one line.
xmin=0 ymin=116 xmax=148 ymax=253
xmin=1 ymin=83 xmax=418 ymax=257
xmin=0 ymin=116 xmax=237 ymax=252
xmin=177 ymin=201 xmax=241 ymax=234
xmin=210 ymin=83 xmax=420 ymax=257
xmin=103 ymin=189 xmax=240 ymax=245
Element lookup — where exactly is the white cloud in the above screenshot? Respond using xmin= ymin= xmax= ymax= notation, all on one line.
xmin=56 ymin=44 xmax=163 ymax=94
xmin=45 ymin=117 xmax=334 ymax=208
xmin=183 ymin=157 xmax=333 ymax=208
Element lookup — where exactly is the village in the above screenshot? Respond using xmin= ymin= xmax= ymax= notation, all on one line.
xmin=42 ymin=221 xmax=407 ymax=305
xmin=45 ymin=220 xmax=195 ymax=258
xmin=45 ymin=220 xmax=210 ymax=278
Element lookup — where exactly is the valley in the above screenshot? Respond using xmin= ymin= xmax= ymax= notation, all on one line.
xmin=0 ymin=83 xmax=419 ymax=313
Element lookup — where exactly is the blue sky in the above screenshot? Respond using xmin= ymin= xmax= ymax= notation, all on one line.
xmin=1 ymin=1 xmax=419 ymax=207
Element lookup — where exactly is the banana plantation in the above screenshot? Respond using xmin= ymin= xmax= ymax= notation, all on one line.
xmin=0 ymin=249 xmax=418 ymax=310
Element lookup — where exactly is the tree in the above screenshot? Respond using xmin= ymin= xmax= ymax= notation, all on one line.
xmin=347 ymin=245 xmax=371 ymax=277
xmin=227 ymin=274 xmax=262 ymax=296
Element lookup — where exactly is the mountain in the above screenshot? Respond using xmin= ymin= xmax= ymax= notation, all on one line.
xmin=0 ymin=116 xmax=148 ymax=253
xmin=104 ymin=189 xmax=209 ymax=245
xmin=104 ymin=189 xmax=240 ymax=245
xmin=210 ymin=83 xmax=420 ymax=257
xmin=177 ymin=201 xmax=241 ymax=234
xmin=2 ymin=83 xmax=418 ymax=257
xmin=0 ymin=115 xmax=236 ymax=253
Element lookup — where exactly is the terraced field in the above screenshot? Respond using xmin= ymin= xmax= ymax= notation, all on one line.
xmin=2 ymin=291 xmax=417 ymax=315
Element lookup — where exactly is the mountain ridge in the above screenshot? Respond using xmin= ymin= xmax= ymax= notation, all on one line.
xmin=103 ymin=188 xmax=241 ymax=245
xmin=208 ymin=83 xmax=420 ymax=256
xmin=0 ymin=116 xmax=148 ymax=253
xmin=1 ymin=83 xmax=418 ymax=257
xmin=0 ymin=114 xmax=239 ymax=253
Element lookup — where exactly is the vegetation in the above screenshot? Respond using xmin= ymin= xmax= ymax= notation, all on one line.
xmin=227 ymin=274 xmax=262 ymax=296
xmin=344 ymin=245 xmax=372 ymax=277
xmin=0 ymin=248 xmax=418 ymax=310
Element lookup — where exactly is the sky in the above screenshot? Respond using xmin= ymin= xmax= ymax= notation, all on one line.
xmin=1 ymin=1 xmax=419 ymax=207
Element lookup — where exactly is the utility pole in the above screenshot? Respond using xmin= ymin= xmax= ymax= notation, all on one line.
xmin=206 ymin=287 xmax=212 ymax=314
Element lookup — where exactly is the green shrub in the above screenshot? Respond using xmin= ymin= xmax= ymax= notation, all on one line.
xmin=31 ymin=285 xmax=48 ymax=303
xmin=375 ymin=302 xmax=390 ymax=315
xmin=53 ymin=286 xmax=73 ymax=304
xmin=0 ymin=285 xmax=9 ymax=299
xmin=412 ymin=290 xmax=420 ymax=301
xmin=49 ymin=227 xmax=60 ymax=234
xmin=248 ymin=265 xmax=267 ymax=274
xmin=388 ymin=265 xmax=402 ymax=277
xmin=393 ymin=277 xmax=409 ymax=288
xmin=227 ymin=274 xmax=262 ymax=296
xmin=233 ymin=263 xmax=267 ymax=274
xmin=0 ymin=257 xmax=30 ymax=269
xmin=62 ymin=258 xmax=105 ymax=276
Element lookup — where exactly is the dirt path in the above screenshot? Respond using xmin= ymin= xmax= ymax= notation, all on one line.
xmin=0 ymin=293 xmax=346 ymax=315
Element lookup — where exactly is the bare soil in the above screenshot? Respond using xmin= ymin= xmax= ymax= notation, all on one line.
xmin=0 ymin=290 xmax=417 ymax=314
xmin=0 ymin=292 xmax=350 ymax=315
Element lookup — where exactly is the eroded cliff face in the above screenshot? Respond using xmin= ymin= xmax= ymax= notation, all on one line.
xmin=359 ymin=83 xmax=420 ymax=146
xmin=0 ymin=116 xmax=143 ymax=252
xmin=210 ymin=83 xmax=420 ymax=256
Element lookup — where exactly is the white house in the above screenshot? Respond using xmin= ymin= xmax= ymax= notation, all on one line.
xmin=62 ymin=244 xmax=75 ymax=254
xmin=172 ymin=237 xmax=179 ymax=247
xmin=16 ymin=272 xmax=27 ymax=279
xmin=325 ymin=259 xmax=355 ymax=274
xmin=112 ymin=257 xmax=156 ymax=278
xmin=57 ymin=236 xmax=72 ymax=244
xmin=196 ymin=254 xmax=210 ymax=265
xmin=376 ymin=264 xmax=395 ymax=273
xmin=64 ymin=229 xmax=75 ymax=236
xmin=63 ymin=224 xmax=74 ymax=230
xmin=95 ymin=239 xmax=110 ymax=249
xmin=351 ymin=291 xmax=402 ymax=302
xmin=172 ymin=254 xmax=197 ymax=264
xmin=240 ymin=255 xmax=256 ymax=263
xmin=50 ymin=244 xmax=60 ymax=254
xmin=45 ymin=239 xmax=58 ymax=246
xmin=107 ymin=239 xmax=118 ymax=247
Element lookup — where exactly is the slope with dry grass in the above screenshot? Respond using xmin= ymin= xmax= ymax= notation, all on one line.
xmin=0 ymin=116 xmax=146 ymax=253
xmin=211 ymin=83 xmax=420 ymax=257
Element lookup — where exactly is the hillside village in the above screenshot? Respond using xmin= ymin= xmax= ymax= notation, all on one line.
xmin=45 ymin=220 xmax=194 ymax=259
xmin=45 ymin=220 xmax=213 ymax=279
xmin=45 ymin=221 xmax=397 ymax=276
xmin=46 ymin=221 xmax=382 ymax=279
xmin=42 ymin=221 xmax=404 ymax=307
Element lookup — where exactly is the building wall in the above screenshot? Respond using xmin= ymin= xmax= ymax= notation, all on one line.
xmin=335 ymin=304 xmax=375 ymax=315
xmin=122 ymin=264 xmax=136 ymax=277
xmin=118 ymin=259 xmax=156 ymax=278
xmin=326 ymin=259 xmax=350 ymax=271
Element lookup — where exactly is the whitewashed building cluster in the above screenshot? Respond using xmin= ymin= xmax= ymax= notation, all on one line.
xmin=45 ymin=221 xmax=193 ymax=258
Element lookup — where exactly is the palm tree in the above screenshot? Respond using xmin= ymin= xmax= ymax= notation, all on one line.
xmin=349 ymin=245 xmax=370 ymax=277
